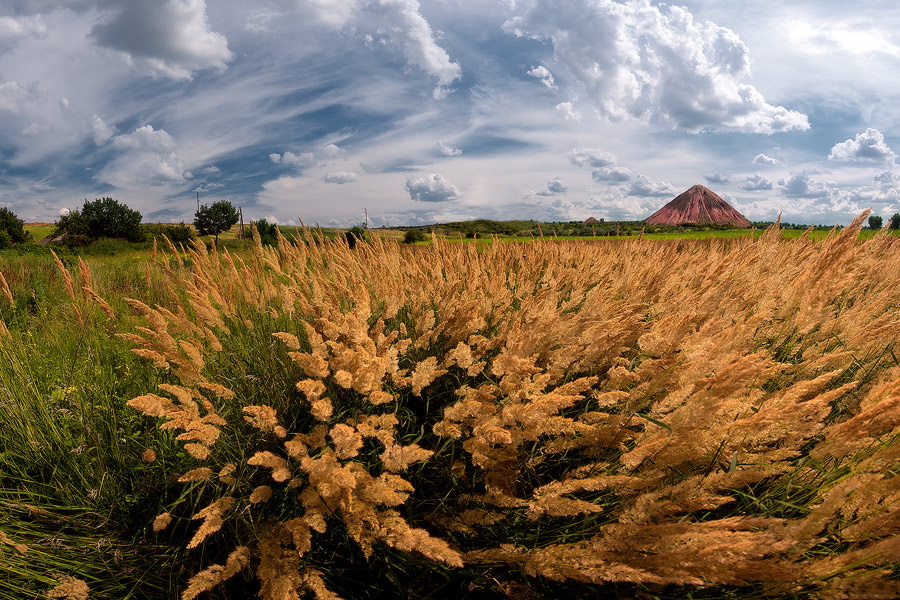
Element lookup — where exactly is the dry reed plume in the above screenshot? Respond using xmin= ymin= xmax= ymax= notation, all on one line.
xmin=117 ymin=216 xmax=900 ymax=598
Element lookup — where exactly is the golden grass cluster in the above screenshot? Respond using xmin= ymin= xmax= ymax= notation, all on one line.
xmin=105 ymin=215 xmax=900 ymax=598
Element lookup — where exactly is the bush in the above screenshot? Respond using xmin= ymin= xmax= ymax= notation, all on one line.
xmin=251 ymin=219 xmax=279 ymax=246
xmin=403 ymin=229 xmax=427 ymax=244
xmin=0 ymin=207 xmax=31 ymax=245
xmin=868 ymin=215 xmax=883 ymax=229
xmin=142 ymin=222 xmax=196 ymax=244
xmin=890 ymin=213 xmax=900 ymax=230
xmin=345 ymin=226 xmax=366 ymax=249
xmin=0 ymin=229 xmax=11 ymax=250
xmin=194 ymin=201 xmax=239 ymax=243
xmin=53 ymin=198 xmax=144 ymax=243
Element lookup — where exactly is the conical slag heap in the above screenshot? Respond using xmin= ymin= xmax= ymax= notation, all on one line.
xmin=645 ymin=184 xmax=751 ymax=227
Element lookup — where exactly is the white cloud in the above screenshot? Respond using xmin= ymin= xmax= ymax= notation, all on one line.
xmin=592 ymin=166 xmax=632 ymax=183
xmin=555 ymin=102 xmax=581 ymax=121
xmin=546 ymin=178 xmax=567 ymax=194
xmin=828 ymin=128 xmax=897 ymax=163
xmin=90 ymin=0 xmax=232 ymax=80
xmin=0 ymin=15 xmax=48 ymax=53
xmin=704 ymin=173 xmax=731 ymax=185
xmin=627 ymin=174 xmax=674 ymax=197
xmin=741 ymin=173 xmax=774 ymax=191
xmin=264 ymin=214 xmax=278 ymax=224
xmin=405 ymin=173 xmax=460 ymax=202
xmin=527 ymin=65 xmax=555 ymax=88
xmin=753 ymin=153 xmax=781 ymax=166
xmin=269 ymin=151 xmax=315 ymax=166
xmin=0 ymin=80 xmax=42 ymax=113
xmin=112 ymin=125 xmax=175 ymax=152
xmin=504 ymin=0 xmax=809 ymax=133
xmin=567 ymin=147 xmax=616 ymax=168
xmin=59 ymin=207 xmax=70 ymax=217
xmin=323 ymin=171 xmax=358 ymax=184
xmin=437 ymin=141 xmax=461 ymax=156
xmin=778 ymin=172 xmax=837 ymax=199
xmin=91 ymin=114 xmax=116 ymax=145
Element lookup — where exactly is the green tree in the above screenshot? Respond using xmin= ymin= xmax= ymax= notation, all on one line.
xmin=194 ymin=200 xmax=239 ymax=243
xmin=251 ymin=219 xmax=279 ymax=246
xmin=52 ymin=197 xmax=143 ymax=243
xmin=345 ymin=226 xmax=366 ymax=249
xmin=0 ymin=207 xmax=32 ymax=246
xmin=868 ymin=215 xmax=883 ymax=229
xmin=890 ymin=213 xmax=900 ymax=230
xmin=403 ymin=229 xmax=426 ymax=244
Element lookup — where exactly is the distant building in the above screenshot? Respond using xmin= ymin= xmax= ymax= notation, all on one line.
xmin=645 ymin=184 xmax=751 ymax=227
xmin=582 ymin=217 xmax=603 ymax=226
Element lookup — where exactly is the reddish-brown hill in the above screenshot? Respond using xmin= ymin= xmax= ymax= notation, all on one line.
xmin=645 ymin=184 xmax=751 ymax=227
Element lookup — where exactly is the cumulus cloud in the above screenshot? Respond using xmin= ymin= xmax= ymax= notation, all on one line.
xmin=778 ymin=172 xmax=837 ymax=199
xmin=504 ymin=0 xmax=809 ymax=133
xmin=753 ymin=153 xmax=780 ymax=166
xmin=0 ymin=14 xmax=48 ymax=53
xmin=555 ymin=102 xmax=582 ymax=121
xmin=527 ymin=65 xmax=555 ymax=88
xmin=437 ymin=142 xmax=461 ymax=156
xmin=269 ymin=151 xmax=315 ymax=166
xmin=627 ymin=174 xmax=674 ymax=197
xmin=704 ymin=173 xmax=731 ymax=184
xmin=741 ymin=173 xmax=774 ymax=191
xmin=592 ymin=166 xmax=632 ymax=183
xmin=405 ymin=173 xmax=460 ymax=203
xmin=103 ymin=125 xmax=191 ymax=186
xmin=0 ymin=80 xmax=42 ymax=113
xmin=828 ymin=128 xmax=897 ymax=163
xmin=91 ymin=114 xmax=116 ymax=145
xmin=567 ymin=147 xmax=616 ymax=168
xmin=323 ymin=171 xmax=358 ymax=184
xmin=533 ymin=178 xmax=568 ymax=196
xmin=90 ymin=0 xmax=232 ymax=80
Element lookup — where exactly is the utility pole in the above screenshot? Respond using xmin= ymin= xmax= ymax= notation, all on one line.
xmin=239 ymin=207 xmax=244 ymax=239
xmin=364 ymin=208 xmax=368 ymax=229
xmin=196 ymin=191 xmax=200 ymax=213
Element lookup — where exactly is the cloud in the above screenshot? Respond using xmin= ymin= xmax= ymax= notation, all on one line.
xmin=567 ymin=147 xmax=616 ymax=168
xmin=0 ymin=14 xmax=48 ymax=53
xmin=592 ymin=166 xmax=632 ymax=183
xmin=405 ymin=173 xmax=460 ymax=203
xmin=269 ymin=151 xmax=315 ymax=166
xmin=323 ymin=171 xmax=358 ymax=184
xmin=752 ymin=153 xmax=780 ymax=166
xmin=504 ymin=0 xmax=809 ymax=133
xmin=437 ymin=141 xmax=461 ymax=156
xmin=828 ymin=128 xmax=897 ymax=163
xmin=533 ymin=177 xmax=568 ymax=196
xmin=91 ymin=114 xmax=116 ymax=145
xmin=527 ymin=65 xmax=555 ymax=88
xmin=555 ymin=102 xmax=582 ymax=121
xmin=627 ymin=174 xmax=674 ymax=197
xmin=741 ymin=173 xmax=774 ymax=191
xmin=102 ymin=124 xmax=191 ymax=186
xmin=90 ymin=0 xmax=232 ymax=80
xmin=0 ymin=80 xmax=42 ymax=113
xmin=704 ymin=173 xmax=731 ymax=185
xmin=59 ymin=207 xmax=70 ymax=217
xmin=778 ymin=172 xmax=837 ymax=199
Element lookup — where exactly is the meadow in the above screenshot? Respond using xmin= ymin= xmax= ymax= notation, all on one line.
xmin=1 ymin=215 xmax=899 ymax=599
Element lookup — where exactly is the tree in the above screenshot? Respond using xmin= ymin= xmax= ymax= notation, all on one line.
xmin=868 ymin=215 xmax=883 ymax=229
xmin=890 ymin=213 xmax=900 ymax=230
xmin=403 ymin=229 xmax=426 ymax=244
xmin=194 ymin=201 xmax=239 ymax=243
xmin=251 ymin=219 xmax=279 ymax=246
xmin=53 ymin=197 xmax=143 ymax=243
xmin=0 ymin=207 xmax=32 ymax=246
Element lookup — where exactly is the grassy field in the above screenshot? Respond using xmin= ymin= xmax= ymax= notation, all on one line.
xmin=1 ymin=217 xmax=900 ymax=599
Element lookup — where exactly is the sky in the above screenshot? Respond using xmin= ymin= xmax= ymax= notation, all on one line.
xmin=2 ymin=0 xmax=900 ymax=227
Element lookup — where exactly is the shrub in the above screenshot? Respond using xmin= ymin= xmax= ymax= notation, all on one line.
xmin=0 ymin=207 xmax=31 ymax=245
xmin=890 ymin=213 xmax=900 ymax=230
xmin=194 ymin=201 xmax=239 ymax=243
xmin=53 ymin=198 xmax=144 ymax=243
xmin=142 ymin=222 xmax=196 ymax=244
xmin=345 ymin=226 xmax=366 ymax=249
xmin=251 ymin=219 xmax=279 ymax=246
xmin=403 ymin=229 xmax=426 ymax=244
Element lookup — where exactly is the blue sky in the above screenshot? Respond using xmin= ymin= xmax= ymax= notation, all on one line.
xmin=1 ymin=0 xmax=899 ymax=226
